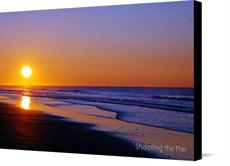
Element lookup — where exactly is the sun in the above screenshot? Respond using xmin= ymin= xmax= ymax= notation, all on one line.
xmin=21 ymin=66 xmax=32 ymax=78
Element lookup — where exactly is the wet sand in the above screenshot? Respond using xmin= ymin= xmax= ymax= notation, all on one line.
xmin=0 ymin=102 xmax=152 ymax=158
xmin=0 ymin=101 xmax=194 ymax=160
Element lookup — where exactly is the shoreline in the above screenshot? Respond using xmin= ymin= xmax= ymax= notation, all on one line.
xmin=0 ymin=100 xmax=194 ymax=160
xmin=0 ymin=102 xmax=153 ymax=158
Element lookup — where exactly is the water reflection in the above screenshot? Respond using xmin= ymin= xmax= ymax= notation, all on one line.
xmin=21 ymin=96 xmax=31 ymax=110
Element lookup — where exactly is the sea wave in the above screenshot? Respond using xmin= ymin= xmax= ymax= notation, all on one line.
xmin=152 ymin=95 xmax=194 ymax=101
xmin=0 ymin=87 xmax=194 ymax=113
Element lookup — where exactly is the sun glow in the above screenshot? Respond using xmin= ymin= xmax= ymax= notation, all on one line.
xmin=21 ymin=66 xmax=32 ymax=78
xmin=20 ymin=96 xmax=31 ymax=110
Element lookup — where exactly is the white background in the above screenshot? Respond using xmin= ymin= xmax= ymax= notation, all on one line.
xmin=0 ymin=0 xmax=230 ymax=165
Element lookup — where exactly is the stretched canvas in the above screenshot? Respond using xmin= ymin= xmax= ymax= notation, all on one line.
xmin=0 ymin=0 xmax=202 ymax=160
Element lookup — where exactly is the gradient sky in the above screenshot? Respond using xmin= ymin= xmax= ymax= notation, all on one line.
xmin=0 ymin=1 xmax=194 ymax=87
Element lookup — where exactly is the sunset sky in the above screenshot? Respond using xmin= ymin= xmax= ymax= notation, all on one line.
xmin=0 ymin=1 xmax=194 ymax=87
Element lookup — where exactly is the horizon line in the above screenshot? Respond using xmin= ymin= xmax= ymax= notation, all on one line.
xmin=0 ymin=84 xmax=194 ymax=89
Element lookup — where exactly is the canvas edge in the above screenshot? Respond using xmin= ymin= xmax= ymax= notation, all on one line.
xmin=194 ymin=0 xmax=202 ymax=161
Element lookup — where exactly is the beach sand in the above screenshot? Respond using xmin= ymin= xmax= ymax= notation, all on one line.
xmin=0 ymin=102 xmax=152 ymax=158
xmin=0 ymin=101 xmax=194 ymax=160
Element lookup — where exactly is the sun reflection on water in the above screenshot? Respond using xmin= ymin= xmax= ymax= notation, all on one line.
xmin=21 ymin=96 xmax=31 ymax=110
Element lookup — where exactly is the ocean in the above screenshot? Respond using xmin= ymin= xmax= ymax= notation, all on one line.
xmin=0 ymin=86 xmax=194 ymax=133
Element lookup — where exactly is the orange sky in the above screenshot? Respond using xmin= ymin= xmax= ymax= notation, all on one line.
xmin=0 ymin=2 xmax=194 ymax=87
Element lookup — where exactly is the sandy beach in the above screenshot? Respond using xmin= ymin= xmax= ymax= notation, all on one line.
xmin=0 ymin=102 xmax=152 ymax=158
xmin=36 ymin=102 xmax=194 ymax=160
xmin=0 ymin=99 xmax=194 ymax=160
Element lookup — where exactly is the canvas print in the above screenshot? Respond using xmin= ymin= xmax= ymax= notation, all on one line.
xmin=0 ymin=0 xmax=201 ymax=160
